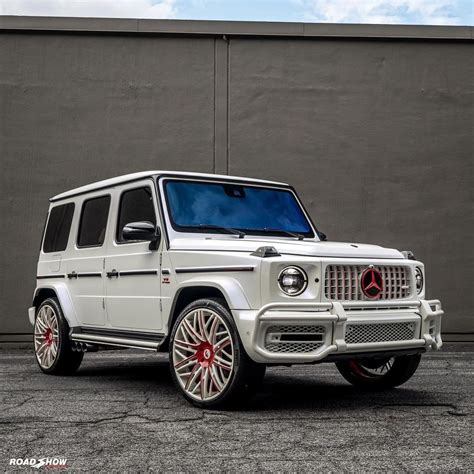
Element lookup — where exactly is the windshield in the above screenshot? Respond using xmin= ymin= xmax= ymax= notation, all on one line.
xmin=163 ymin=179 xmax=315 ymax=238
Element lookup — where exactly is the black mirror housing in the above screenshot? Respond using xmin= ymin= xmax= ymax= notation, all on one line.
xmin=122 ymin=221 xmax=161 ymax=250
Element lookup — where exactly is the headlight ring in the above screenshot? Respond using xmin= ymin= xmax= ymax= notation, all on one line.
xmin=278 ymin=266 xmax=308 ymax=296
xmin=415 ymin=267 xmax=424 ymax=294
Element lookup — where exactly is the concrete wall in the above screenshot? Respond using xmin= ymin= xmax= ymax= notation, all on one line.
xmin=0 ymin=17 xmax=472 ymax=341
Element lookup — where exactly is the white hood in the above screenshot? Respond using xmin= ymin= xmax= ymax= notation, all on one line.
xmin=170 ymin=237 xmax=404 ymax=259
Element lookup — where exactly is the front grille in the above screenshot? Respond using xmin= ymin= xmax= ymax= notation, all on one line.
xmin=264 ymin=325 xmax=325 ymax=353
xmin=345 ymin=322 xmax=417 ymax=344
xmin=324 ymin=265 xmax=411 ymax=301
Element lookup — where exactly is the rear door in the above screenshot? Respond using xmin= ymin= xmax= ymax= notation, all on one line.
xmin=40 ymin=201 xmax=75 ymax=275
xmin=65 ymin=193 xmax=111 ymax=326
xmin=104 ymin=180 xmax=163 ymax=331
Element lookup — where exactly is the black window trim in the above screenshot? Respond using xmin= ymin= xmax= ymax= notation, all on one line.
xmin=39 ymin=211 xmax=49 ymax=253
xmin=76 ymin=194 xmax=112 ymax=249
xmin=161 ymin=177 xmax=316 ymax=239
xmin=42 ymin=202 xmax=75 ymax=254
xmin=114 ymin=184 xmax=158 ymax=246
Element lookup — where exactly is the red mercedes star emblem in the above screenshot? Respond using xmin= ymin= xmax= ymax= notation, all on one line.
xmin=360 ymin=266 xmax=384 ymax=299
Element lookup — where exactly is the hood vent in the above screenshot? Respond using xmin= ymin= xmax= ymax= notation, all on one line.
xmin=251 ymin=246 xmax=281 ymax=258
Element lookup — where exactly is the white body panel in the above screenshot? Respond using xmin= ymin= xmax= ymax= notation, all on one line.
xmin=31 ymin=171 xmax=443 ymax=363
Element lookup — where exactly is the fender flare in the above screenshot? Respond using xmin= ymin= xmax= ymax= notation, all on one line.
xmin=173 ymin=275 xmax=252 ymax=310
xmin=32 ymin=282 xmax=80 ymax=327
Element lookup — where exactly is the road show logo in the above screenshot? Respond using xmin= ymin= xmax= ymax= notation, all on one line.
xmin=9 ymin=458 xmax=68 ymax=469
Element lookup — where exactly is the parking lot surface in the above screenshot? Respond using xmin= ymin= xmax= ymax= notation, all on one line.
xmin=0 ymin=345 xmax=472 ymax=471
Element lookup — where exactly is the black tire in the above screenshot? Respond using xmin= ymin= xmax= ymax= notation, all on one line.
xmin=169 ymin=297 xmax=265 ymax=409
xmin=34 ymin=297 xmax=83 ymax=375
xmin=336 ymin=354 xmax=422 ymax=390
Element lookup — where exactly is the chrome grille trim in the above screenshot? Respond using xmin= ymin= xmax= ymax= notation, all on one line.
xmin=325 ymin=265 xmax=411 ymax=301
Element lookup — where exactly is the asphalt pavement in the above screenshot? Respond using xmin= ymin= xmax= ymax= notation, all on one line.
xmin=0 ymin=345 xmax=472 ymax=472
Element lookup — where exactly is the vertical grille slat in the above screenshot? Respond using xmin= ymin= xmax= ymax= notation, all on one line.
xmin=380 ymin=266 xmax=387 ymax=299
xmin=324 ymin=265 xmax=411 ymax=301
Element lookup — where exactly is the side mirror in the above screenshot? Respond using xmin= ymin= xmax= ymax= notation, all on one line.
xmin=317 ymin=231 xmax=327 ymax=241
xmin=122 ymin=221 xmax=161 ymax=250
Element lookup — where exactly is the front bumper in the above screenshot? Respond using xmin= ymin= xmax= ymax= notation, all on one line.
xmin=232 ymin=299 xmax=443 ymax=364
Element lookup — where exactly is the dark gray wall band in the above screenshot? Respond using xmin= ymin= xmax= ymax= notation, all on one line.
xmin=0 ymin=17 xmax=472 ymax=339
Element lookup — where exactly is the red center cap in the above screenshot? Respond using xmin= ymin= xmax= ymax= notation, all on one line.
xmin=196 ymin=342 xmax=215 ymax=368
xmin=44 ymin=328 xmax=53 ymax=346
xmin=361 ymin=267 xmax=384 ymax=299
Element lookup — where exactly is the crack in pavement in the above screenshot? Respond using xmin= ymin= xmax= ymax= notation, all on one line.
xmin=374 ymin=402 xmax=470 ymax=417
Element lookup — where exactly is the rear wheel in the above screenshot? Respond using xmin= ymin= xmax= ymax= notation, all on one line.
xmin=336 ymin=354 xmax=422 ymax=390
xmin=169 ymin=298 xmax=265 ymax=408
xmin=34 ymin=298 xmax=83 ymax=375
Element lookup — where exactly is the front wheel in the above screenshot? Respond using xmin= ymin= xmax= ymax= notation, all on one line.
xmin=336 ymin=354 xmax=422 ymax=390
xmin=169 ymin=298 xmax=265 ymax=408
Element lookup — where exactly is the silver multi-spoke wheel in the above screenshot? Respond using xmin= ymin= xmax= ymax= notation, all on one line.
xmin=34 ymin=304 xmax=60 ymax=369
xmin=172 ymin=307 xmax=235 ymax=402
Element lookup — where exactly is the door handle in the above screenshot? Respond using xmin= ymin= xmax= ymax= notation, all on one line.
xmin=67 ymin=271 xmax=78 ymax=279
xmin=106 ymin=269 xmax=119 ymax=278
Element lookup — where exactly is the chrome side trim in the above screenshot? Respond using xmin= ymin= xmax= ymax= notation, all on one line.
xmin=175 ymin=265 xmax=255 ymax=274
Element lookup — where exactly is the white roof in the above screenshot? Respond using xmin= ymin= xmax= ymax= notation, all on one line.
xmin=50 ymin=170 xmax=289 ymax=201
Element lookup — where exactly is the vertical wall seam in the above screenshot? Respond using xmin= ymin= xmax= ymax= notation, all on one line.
xmin=213 ymin=38 xmax=216 ymax=174
xmin=213 ymin=37 xmax=229 ymax=176
xmin=226 ymin=38 xmax=230 ymax=175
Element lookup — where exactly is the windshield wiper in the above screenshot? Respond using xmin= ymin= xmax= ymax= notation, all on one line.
xmin=251 ymin=227 xmax=305 ymax=241
xmin=190 ymin=224 xmax=246 ymax=239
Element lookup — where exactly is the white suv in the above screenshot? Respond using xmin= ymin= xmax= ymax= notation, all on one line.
xmin=30 ymin=171 xmax=443 ymax=407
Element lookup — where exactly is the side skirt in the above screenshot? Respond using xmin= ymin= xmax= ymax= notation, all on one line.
xmin=70 ymin=327 xmax=165 ymax=351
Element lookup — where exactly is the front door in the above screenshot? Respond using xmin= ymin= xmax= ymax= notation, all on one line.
xmin=104 ymin=180 xmax=163 ymax=331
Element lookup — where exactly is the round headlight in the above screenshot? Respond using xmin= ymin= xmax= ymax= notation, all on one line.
xmin=278 ymin=266 xmax=308 ymax=296
xmin=415 ymin=267 xmax=424 ymax=294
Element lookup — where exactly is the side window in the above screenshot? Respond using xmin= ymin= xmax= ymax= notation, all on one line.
xmin=43 ymin=203 xmax=75 ymax=253
xmin=116 ymin=187 xmax=156 ymax=243
xmin=77 ymin=196 xmax=111 ymax=248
